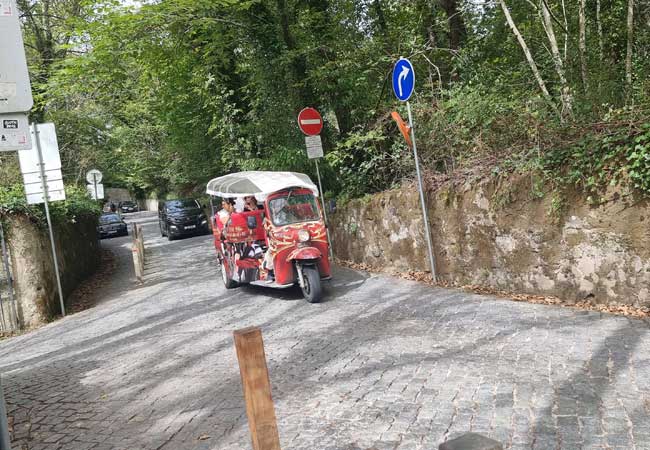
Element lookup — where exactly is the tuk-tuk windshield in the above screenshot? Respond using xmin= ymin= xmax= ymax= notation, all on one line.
xmin=268 ymin=193 xmax=319 ymax=226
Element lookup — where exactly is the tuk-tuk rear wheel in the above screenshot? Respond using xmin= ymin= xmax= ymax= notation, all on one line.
xmin=301 ymin=265 xmax=322 ymax=303
xmin=221 ymin=260 xmax=238 ymax=289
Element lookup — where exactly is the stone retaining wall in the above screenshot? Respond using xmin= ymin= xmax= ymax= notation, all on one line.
xmin=4 ymin=214 xmax=100 ymax=328
xmin=331 ymin=176 xmax=650 ymax=307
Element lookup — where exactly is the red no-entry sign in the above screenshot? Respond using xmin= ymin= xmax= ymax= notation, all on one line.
xmin=297 ymin=107 xmax=323 ymax=136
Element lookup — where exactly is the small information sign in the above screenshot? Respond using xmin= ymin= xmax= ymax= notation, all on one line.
xmin=0 ymin=113 xmax=31 ymax=151
xmin=305 ymin=135 xmax=323 ymax=159
xmin=86 ymin=183 xmax=104 ymax=200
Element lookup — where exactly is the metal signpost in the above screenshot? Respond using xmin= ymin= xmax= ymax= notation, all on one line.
xmin=392 ymin=58 xmax=437 ymax=281
xmin=0 ymin=375 xmax=10 ymax=450
xmin=297 ymin=107 xmax=332 ymax=258
xmin=86 ymin=169 xmax=104 ymax=200
xmin=1 ymin=1 xmax=68 ymax=321
xmin=0 ymin=3 xmax=24 ymax=429
xmin=18 ymin=124 xmax=67 ymax=316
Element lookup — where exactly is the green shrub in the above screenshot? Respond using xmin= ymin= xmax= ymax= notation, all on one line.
xmin=0 ymin=184 xmax=101 ymax=226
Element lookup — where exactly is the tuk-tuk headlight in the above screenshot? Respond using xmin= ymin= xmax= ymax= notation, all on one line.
xmin=298 ymin=230 xmax=310 ymax=242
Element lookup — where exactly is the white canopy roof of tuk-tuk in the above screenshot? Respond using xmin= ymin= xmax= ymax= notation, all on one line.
xmin=206 ymin=171 xmax=319 ymax=200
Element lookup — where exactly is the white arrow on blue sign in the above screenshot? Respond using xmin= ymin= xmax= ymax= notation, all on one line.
xmin=392 ymin=58 xmax=415 ymax=102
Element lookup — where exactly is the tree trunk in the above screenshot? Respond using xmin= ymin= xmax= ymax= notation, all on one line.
xmin=417 ymin=0 xmax=437 ymax=48
xmin=498 ymin=0 xmax=555 ymax=110
xmin=625 ymin=0 xmax=634 ymax=97
xmin=276 ymin=0 xmax=315 ymax=107
xmin=307 ymin=0 xmax=354 ymax=135
xmin=540 ymin=0 xmax=572 ymax=118
xmin=561 ymin=0 xmax=568 ymax=59
xmin=596 ymin=0 xmax=603 ymax=61
xmin=439 ymin=0 xmax=466 ymax=50
xmin=579 ymin=0 xmax=588 ymax=91
xmin=372 ymin=0 xmax=388 ymax=36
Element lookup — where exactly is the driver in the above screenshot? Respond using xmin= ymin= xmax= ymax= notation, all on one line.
xmin=270 ymin=197 xmax=289 ymax=224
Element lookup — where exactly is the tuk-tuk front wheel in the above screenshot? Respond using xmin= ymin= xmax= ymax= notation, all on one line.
xmin=300 ymin=265 xmax=322 ymax=303
xmin=221 ymin=259 xmax=238 ymax=289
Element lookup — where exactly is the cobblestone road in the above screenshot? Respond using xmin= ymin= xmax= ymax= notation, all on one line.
xmin=2 ymin=212 xmax=650 ymax=450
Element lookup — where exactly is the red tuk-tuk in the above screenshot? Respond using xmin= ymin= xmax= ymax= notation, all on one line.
xmin=206 ymin=171 xmax=331 ymax=303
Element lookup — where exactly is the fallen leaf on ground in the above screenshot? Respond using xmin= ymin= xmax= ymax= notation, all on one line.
xmin=336 ymin=258 xmax=650 ymax=319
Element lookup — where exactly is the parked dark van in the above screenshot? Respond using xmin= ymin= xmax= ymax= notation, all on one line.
xmin=119 ymin=200 xmax=139 ymax=214
xmin=158 ymin=199 xmax=209 ymax=240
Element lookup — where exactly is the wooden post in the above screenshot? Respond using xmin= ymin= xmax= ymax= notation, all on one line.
xmin=233 ymin=327 xmax=281 ymax=450
xmin=132 ymin=224 xmax=144 ymax=284
xmin=137 ymin=225 xmax=145 ymax=267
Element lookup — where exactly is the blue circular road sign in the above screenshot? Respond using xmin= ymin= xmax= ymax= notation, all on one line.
xmin=392 ymin=58 xmax=415 ymax=102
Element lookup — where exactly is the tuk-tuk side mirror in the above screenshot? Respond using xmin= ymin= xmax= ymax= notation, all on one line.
xmin=247 ymin=216 xmax=257 ymax=229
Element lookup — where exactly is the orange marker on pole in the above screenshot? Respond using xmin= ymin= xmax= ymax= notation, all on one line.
xmin=391 ymin=111 xmax=412 ymax=147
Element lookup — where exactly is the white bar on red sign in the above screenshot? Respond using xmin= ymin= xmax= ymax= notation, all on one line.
xmin=300 ymin=119 xmax=321 ymax=125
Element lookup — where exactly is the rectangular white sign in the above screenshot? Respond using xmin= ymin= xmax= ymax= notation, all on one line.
xmin=22 ymin=168 xmax=65 ymax=205
xmin=26 ymin=189 xmax=66 ymax=205
xmin=21 ymin=169 xmax=62 ymax=185
xmin=0 ymin=113 xmax=31 ymax=151
xmin=86 ymin=183 xmax=104 ymax=200
xmin=17 ymin=124 xmax=62 ymax=174
xmin=305 ymin=135 xmax=323 ymax=159
xmin=0 ymin=0 xmax=34 ymax=113
xmin=18 ymin=123 xmax=66 ymax=204
xmin=24 ymin=176 xmax=64 ymax=196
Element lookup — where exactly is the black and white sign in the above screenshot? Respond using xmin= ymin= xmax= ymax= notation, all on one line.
xmin=305 ymin=135 xmax=323 ymax=159
xmin=86 ymin=183 xmax=104 ymax=200
xmin=0 ymin=113 xmax=31 ymax=151
xmin=0 ymin=0 xmax=34 ymax=113
xmin=86 ymin=169 xmax=103 ymax=184
xmin=86 ymin=169 xmax=104 ymax=199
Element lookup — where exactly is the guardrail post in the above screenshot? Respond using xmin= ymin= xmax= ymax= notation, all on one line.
xmin=0 ymin=376 xmax=12 ymax=450
xmin=137 ymin=225 xmax=145 ymax=267
xmin=131 ymin=224 xmax=144 ymax=284
xmin=233 ymin=327 xmax=281 ymax=450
